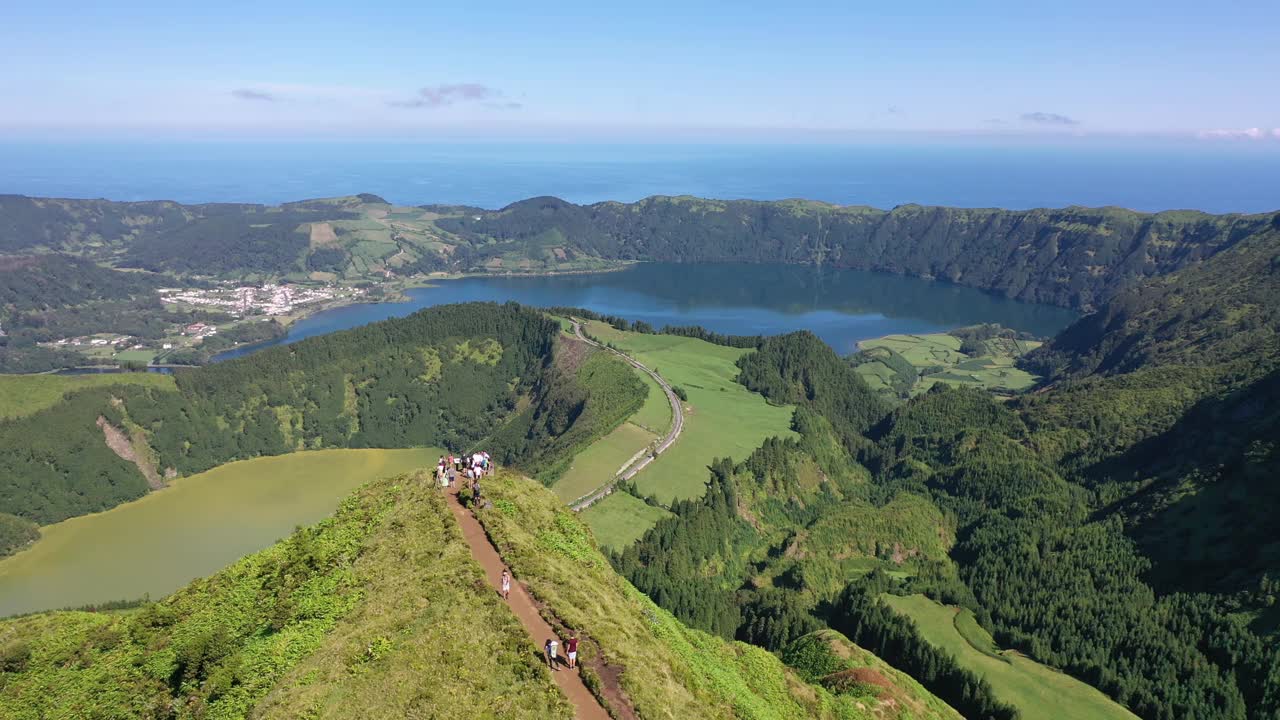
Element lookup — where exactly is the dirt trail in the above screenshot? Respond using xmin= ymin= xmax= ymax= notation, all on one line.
xmin=443 ymin=486 xmax=611 ymax=720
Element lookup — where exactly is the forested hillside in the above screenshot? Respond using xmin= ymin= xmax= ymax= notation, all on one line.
xmin=438 ymin=195 xmax=1280 ymax=310
xmin=608 ymin=218 xmax=1280 ymax=720
xmin=4 ymin=192 xmax=1278 ymax=313
xmin=0 ymin=302 xmax=638 ymax=528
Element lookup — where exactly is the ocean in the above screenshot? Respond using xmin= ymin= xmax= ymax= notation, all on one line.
xmin=1 ymin=140 xmax=1278 ymax=213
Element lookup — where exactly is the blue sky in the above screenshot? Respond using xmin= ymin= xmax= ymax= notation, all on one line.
xmin=4 ymin=0 xmax=1278 ymax=141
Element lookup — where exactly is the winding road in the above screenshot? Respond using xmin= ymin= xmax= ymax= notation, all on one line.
xmin=567 ymin=321 xmax=684 ymax=511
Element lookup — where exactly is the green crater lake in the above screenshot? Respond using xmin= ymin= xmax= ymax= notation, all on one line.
xmin=0 ymin=448 xmax=439 ymax=617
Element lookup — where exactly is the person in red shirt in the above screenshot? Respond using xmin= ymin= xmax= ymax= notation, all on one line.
xmin=565 ymin=633 xmax=579 ymax=669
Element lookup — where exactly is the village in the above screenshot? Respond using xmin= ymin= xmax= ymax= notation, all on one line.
xmin=36 ymin=282 xmax=370 ymax=367
xmin=159 ymin=283 xmax=364 ymax=318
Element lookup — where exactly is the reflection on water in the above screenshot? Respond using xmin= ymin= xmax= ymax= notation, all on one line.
xmin=218 ymin=262 xmax=1077 ymax=360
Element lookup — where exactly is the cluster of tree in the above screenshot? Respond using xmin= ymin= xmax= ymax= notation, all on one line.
xmin=871 ymin=385 xmax=1278 ymax=719
xmin=490 ymin=341 xmax=647 ymax=484
xmin=544 ymin=305 xmax=763 ymax=347
xmin=438 ymin=195 xmax=1280 ymax=310
xmin=1024 ymin=217 xmax=1280 ymax=379
xmin=0 ymin=254 xmax=172 ymax=313
xmin=306 ymin=246 xmax=350 ymax=273
xmin=166 ymin=319 xmax=286 ymax=364
xmin=826 ymin=576 xmax=1020 ymax=720
xmin=0 ymin=296 xmax=230 ymax=372
xmin=0 ymin=194 xmax=197 ymax=252
xmin=611 ymin=419 xmax=1017 ymax=719
xmin=736 ymin=331 xmax=889 ymax=452
xmin=0 ymin=512 xmax=38 ymax=557
xmin=945 ymin=323 xmax=1037 ymax=354
xmin=121 ymin=210 xmax=349 ymax=275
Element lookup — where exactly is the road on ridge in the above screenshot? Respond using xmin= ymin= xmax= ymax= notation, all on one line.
xmin=568 ymin=320 xmax=684 ymax=511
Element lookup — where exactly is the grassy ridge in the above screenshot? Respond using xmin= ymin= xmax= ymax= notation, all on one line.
xmin=477 ymin=471 xmax=933 ymax=720
xmin=783 ymin=629 xmax=962 ymax=720
xmin=0 ymin=474 xmax=571 ymax=720
xmin=881 ymin=594 xmax=1139 ymax=720
xmin=0 ymin=372 xmax=174 ymax=420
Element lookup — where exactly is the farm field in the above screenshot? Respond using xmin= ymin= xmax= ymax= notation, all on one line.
xmin=0 ymin=448 xmax=440 ymax=617
xmin=0 ymin=372 xmax=175 ymax=420
xmin=855 ymin=333 xmax=1044 ymax=397
xmin=581 ymin=491 xmax=674 ymax=550
xmin=551 ymin=421 xmax=656 ymax=503
xmin=881 ymin=594 xmax=1140 ymax=720
xmin=583 ymin=321 xmax=796 ymax=505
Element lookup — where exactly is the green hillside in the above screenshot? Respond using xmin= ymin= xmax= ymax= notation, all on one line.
xmin=475 ymin=471 xmax=961 ymax=720
xmin=0 ymin=468 xmax=964 ymax=720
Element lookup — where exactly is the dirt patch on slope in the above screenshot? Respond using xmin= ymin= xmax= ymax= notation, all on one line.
xmin=309 ymin=222 xmax=339 ymax=248
xmin=97 ymin=415 xmax=165 ymax=490
xmin=555 ymin=334 xmax=591 ymax=374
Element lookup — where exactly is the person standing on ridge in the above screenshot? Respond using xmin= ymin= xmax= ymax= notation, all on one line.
xmin=545 ymin=638 xmax=559 ymax=671
xmin=566 ymin=633 xmax=579 ymax=669
xmin=500 ymin=568 xmax=511 ymax=600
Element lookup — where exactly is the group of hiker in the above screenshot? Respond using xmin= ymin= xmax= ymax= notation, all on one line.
xmin=442 ymin=453 xmax=581 ymax=677
xmin=544 ymin=633 xmax=579 ymax=671
xmin=501 ymin=569 xmax=579 ymax=672
xmin=435 ymin=450 xmax=493 ymax=497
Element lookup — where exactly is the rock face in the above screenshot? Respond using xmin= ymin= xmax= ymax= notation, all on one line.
xmin=96 ymin=415 xmax=165 ymax=490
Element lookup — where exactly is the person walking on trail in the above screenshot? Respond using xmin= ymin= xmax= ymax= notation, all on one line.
xmin=566 ymin=633 xmax=579 ymax=669
xmin=545 ymin=638 xmax=560 ymax=671
xmin=500 ymin=568 xmax=511 ymax=600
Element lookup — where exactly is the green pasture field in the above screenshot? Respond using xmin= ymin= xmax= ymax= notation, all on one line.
xmin=629 ymin=369 xmax=672 ymax=434
xmin=584 ymin=321 xmax=796 ymax=504
xmin=113 ymin=350 xmax=157 ymax=365
xmin=0 ymin=373 xmax=175 ymax=421
xmin=860 ymin=334 xmax=965 ymax=367
xmin=881 ymin=594 xmax=1140 ymax=720
xmin=580 ymin=491 xmax=675 ymax=550
xmin=856 ymin=333 xmax=1044 ymax=396
xmin=551 ymin=421 xmax=656 ymax=503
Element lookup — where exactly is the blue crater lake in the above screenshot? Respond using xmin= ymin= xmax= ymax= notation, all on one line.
xmin=216 ymin=263 xmax=1077 ymax=360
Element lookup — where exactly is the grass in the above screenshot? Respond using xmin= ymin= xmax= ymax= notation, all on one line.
xmin=861 ymin=334 xmax=965 ymax=367
xmin=629 ymin=368 xmax=673 ymax=434
xmin=579 ymin=492 xmax=673 ymax=550
xmin=855 ymin=333 xmax=1044 ymax=397
xmin=583 ymin=321 xmax=795 ymax=505
xmin=113 ymin=349 xmax=157 ymax=364
xmin=551 ymin=421 xmax=656 ymax=503
xmin=0 ymin=474 xmax=570 ymax=720
xmin=477 ymin=471 xmax=893 ymax=720
xmin=881 ymin=594 xmax=1140 ymax=720
xmin=0 ymin=372 xmax=175 ymax=420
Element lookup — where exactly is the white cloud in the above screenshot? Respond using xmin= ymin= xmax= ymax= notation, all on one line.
xmin=1197 ymin=127 xmax=1278 ymax=140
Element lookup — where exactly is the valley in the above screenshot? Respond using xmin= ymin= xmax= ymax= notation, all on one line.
xmin=0 ymin=193 xmax=1276 ymax=719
